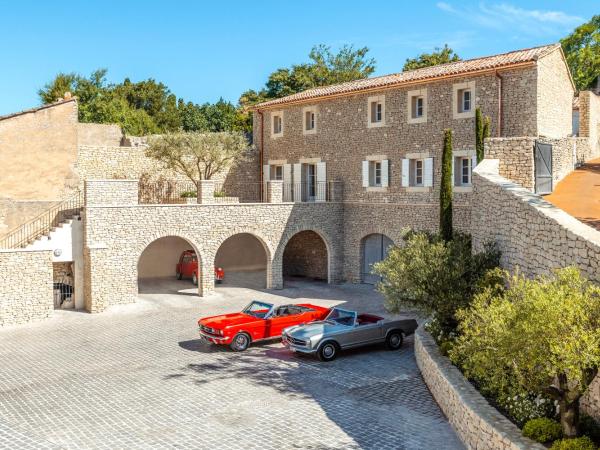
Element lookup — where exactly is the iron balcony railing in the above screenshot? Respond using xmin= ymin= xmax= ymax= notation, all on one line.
xmin=0 ymin=190 xmax=83 ymax=249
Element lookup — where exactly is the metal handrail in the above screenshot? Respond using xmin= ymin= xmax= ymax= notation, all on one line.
xmin=0 ymin=190 xmax=83 ymax=249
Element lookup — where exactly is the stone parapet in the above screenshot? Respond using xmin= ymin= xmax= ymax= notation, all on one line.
xmin=266 ymin=181 xmax=283 ymax=203
xmin=415 ymin=328 xmax=545 ymax=450
xmin=198 ymin=180 xmax=215 ymax=204
xmin=85 ymin=180 xmax=139 ymax=206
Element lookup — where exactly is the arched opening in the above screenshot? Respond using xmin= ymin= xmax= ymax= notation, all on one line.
xmin=282 ymin=230 xmax=329 ymax=285
xmin=137 ymin=236 xmax=201 ymax=296
xmin=361 ymin=233 xmax=394 ymax=284
xmin=214 ymin=233 xmax=269 ymax=289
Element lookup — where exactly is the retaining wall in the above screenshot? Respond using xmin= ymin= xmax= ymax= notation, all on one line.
xmin=415 ymin=328 xmax=544 ymax=450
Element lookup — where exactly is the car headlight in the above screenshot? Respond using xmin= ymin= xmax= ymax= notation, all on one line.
xmin=305 ymin=339 xmax=311 ymax=348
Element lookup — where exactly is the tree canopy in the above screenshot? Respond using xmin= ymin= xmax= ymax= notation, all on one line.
xmin=561 ymin=15 xmax=600 ymax=91
xmin=402 ymin=44 xmax=460 ymax=72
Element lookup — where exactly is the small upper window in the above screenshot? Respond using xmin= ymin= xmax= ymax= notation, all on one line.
xmin=271 ymin=111 xmax=283 ymax=137
xmin=367 ymin=95 xmax=385 ymax=127
xmin=407 ymin=89 xmax=427 ymax=123
xmin=303 ymin=106 xmax=317 ymax=135
xmin=460 ymin=89 xmax=472 ymax=113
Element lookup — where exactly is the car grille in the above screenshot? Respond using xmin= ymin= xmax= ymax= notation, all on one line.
xmin=288 ymin=336 xmax=307 ymax=346
xmin=201 ymin=325 xmax=221 ymax=336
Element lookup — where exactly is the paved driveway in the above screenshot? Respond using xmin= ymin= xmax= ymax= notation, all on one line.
xmin=0 ymin=275 xmax=463 ymax=450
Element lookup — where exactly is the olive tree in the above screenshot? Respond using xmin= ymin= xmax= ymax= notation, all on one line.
xmin=146 ymin=131 xmax=249 ymax=198
xmin=450 ymin=267 xmax=600 ymax=438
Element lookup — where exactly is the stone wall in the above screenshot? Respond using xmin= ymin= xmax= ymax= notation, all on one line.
xmin=579 ymin=91 xmax=600 ymax=159
xmin=85 ymin=180 xmax=139 ymax=206
xmin=0 ymin=99 xmax=79 ymax=201
xmin=282 ymin=230 xmax=328 ymax=280
xmin=537 ymin=47 xmax=575 ymax=138
xmin=0 ymin=199 xmax=58 ymax=239
xmin=83 ymin=180 xmax=344 ymax=312
xmin=415 ymin=328 xmax=545 ymax=450
xmin=0 ymin=249 xmax=53 ymax=326
xmin=484 ymin=137 xmax=535 ymax=190
xmin=77 ymin=123 xmax=123 ymax=147
xmin=342 ymin=202 xmax=471 ymax=282
xmin=255 ymin=67 xmax=540 ymax=204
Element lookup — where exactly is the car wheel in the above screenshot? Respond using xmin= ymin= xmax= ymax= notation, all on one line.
xmin=230 ymin=333 xmax=250 ymax=352
xmin=318 ymin=342 xmax=338 ymax=362
xmin=192 ymin=272 xmax=198 ymax=286
xmin=386 ymin=331 xmax=404 ymax=350
xmin=176 ymin=271 xmax=182 ymax=280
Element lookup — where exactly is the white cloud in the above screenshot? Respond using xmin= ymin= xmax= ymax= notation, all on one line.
xmin=436 ymin=2 xmax=584 ymax=36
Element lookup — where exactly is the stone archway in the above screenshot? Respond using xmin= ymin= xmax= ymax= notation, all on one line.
xmin=281 ymin=230 xmax=330 ymax=286
xmin=213 ymin=232 xmax=271 ymax=289
xmin=137 ymin=235 xmax=203 ymax=296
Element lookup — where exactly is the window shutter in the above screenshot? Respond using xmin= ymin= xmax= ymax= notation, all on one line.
xmin=381 ymin=159 xmax=389 ymax=187
xmin=316 ymin=161 xmax=327 ymax=202
xmin=424 ymin=158 xmax=434 ymax=187
xmin=263 ymin=164 xmax=270 ymax=182
xmin=293 ymin=163 xmax=302 ymax=202
xmin=401 ymin=159 xmax=409 ymax=187
xmin=362 ymin=161 xmax=369 ymax=187
xmin=471 ymin=154 xmax=477 ymax=170
xmin=453 ymin=157 xmax=459 ymax=187
xmin=283 ymin=164 xmax=292 ymax=201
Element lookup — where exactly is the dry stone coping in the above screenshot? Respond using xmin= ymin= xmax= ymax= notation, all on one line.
xmin=415 ymin=327 xmax=545 ymax=450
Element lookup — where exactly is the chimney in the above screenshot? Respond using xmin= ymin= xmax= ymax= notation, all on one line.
xmin=63 ymin=91 xmax=72 ymax=100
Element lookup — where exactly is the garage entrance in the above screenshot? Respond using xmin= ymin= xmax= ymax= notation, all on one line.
xmin=361 ymin=233 xmax=394 ymax=284
xmin=138 ymin=236 xmax=201 ymax=295
xmin=214 ymin=233 xmax=269 ymax=289
xmin=282 ymin=230 xmax=328 ymax=285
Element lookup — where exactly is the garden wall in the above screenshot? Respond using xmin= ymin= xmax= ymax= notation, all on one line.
xmin=0 ymin=249 xmax=54 ymax=326
xmin=472 ymin=159 xmax=600 ymax=421
xmin=415 ymin=328 xmax=544 ymax=450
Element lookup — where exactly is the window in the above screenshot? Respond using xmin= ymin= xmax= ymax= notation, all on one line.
xmin=271 ymin=111 xmax=283 ymax=137
xmin=407 ymin=89 xmax=427 ymax=123
xmin=362 ymin=158 xmax=389 ymax=188
xmin=453 ymin=154 xmax=477 ymax=188
xmin=271 ymin=165 xmax=283 ymax=181
xmin=460 ymin=157 xmax=471 ymax=185
xmin=453 ymin=82 xmax=476 ymax=118
xmin=402 ymin=156 xmax=433 ymax=189
xmin=303 ymin=106 xmax=317 ymax=135
xmin=367 ymin=95 xmax=385 ymax=127
xmin=459 ymin=89 xmax=471 ymax=113
xmin=414 ymin=159 xmax=424 ymax=186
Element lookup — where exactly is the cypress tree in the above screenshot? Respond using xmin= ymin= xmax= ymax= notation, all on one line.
xmin=483 ymin=115 xmax=491 ymax=140
xmin=440 ymin=129 xmax=453 ymax=241
xmin=475 ymin=107 xmax=484 ymax=163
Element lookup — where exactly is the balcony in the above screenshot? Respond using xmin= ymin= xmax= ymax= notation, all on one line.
xmin=137 ymin=180 xmax=342 ymax=204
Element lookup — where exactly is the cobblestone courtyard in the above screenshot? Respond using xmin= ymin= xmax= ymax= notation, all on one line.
xmin=0 ymin=276 xmax=463 ymax=449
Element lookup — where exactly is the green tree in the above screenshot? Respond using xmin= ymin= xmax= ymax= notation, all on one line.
xmin=373 ymin=232 xmax=500 ymax=336
xmin=440 ymin=130 xmax=453 ymax=241
xmin=561 ymin=15 xmax=600 ymax=91
xmin=483 ymin=116 xmax=491 ymax=142
xmin=402 ymin=44 xmax=460 ymax=72
xmin=145 ymin=132 xmax=250 ymax=199
xmin=475 ymin=108 xmax=484 ymax=163
xmin=450 ymin=267 xmax=600 ymax=438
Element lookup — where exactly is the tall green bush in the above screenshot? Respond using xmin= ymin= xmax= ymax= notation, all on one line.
xmin=440 ymin=129 xmax=453 ymax=241
xmin=475 ymin=108 xmax=484 ymax=163
xmin=373 ymin=232 xmax=500 ymax=336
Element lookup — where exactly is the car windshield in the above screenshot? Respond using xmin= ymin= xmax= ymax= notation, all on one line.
xmin=242 ymin=301 xmax=274 ymax=319
xmin=324 ymin=308 xmax=356 ymax=326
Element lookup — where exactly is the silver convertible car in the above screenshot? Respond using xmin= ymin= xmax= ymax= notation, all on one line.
xmin=282 ymin=307 xmax=418 ymax=361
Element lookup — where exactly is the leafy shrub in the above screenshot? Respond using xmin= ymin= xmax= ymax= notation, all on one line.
xmin=450 ymin=267 xmax=600 ymax=438
xmin=523 ymin=417 xmax=562 ymax=443
xmin=213 ymin=190 xmax=226 ymax=198
xmin=180 ymin=191 xmax=197 ymax=198
xmin=373 ymin=231 xmax=500 ymax=338
xmin=500 ymin=393 xmax=556 ymax=428
xmin=550 ymin=436 xmax=596 ymax=450
xmin=579 ymin=415 xmax=600 ymax=444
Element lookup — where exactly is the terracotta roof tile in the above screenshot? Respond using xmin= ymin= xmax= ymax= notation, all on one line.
xmin=253 ymin=43 xmax=560 ymax=109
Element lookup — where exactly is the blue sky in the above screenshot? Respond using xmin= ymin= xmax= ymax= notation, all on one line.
xmin=0 ymin=1 xmax=596 ymax=115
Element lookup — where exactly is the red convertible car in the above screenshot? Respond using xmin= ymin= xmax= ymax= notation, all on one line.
xmin=176 ymin=249 xmax=224 ymax=285
xmin=198 ymin=300 xmax=330 ymax=351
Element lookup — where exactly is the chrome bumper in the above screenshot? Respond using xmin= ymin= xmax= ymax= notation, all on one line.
xmin=199 ymin=329 xmax=228 ymax=342
xmin=282 ymin=335 xmax=315 ymax=354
